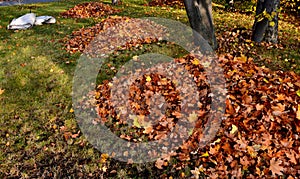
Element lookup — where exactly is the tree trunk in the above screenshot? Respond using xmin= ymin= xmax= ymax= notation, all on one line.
xmin=183 ymin=0 xmax=217 ymax=50
xmin=252 ymin=0 xmax=280 ymax=43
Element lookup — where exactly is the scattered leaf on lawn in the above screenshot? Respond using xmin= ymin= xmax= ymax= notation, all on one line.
xmin=0 ymin=89 xmax=4 ymax=95
xmin=155 ymin=158 xmax=164 ymax=169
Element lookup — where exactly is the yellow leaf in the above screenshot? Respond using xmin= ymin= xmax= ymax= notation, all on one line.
xmin=69 ymin=108 xmax=74 ymax=113
xmin=101 ymin=153 xmax=109 ymax=159
xmin=247 ymin=146 xmax=257 ymax=158
xmin=211 ymin=138 xmax=221 ymax=145
xmin=101 ymin=166 xmax=107 ymax=172
xmin=235 ymin=54 xmax=247 ymax=62
xmin=263 ymin=78 xmax=269 ymax=83
xmin=240 ymin=54 xmax=247 ymax=62
xmin=146 ymin=76 xmax=151 ymax=82
xmin=263 ymin=10 xmax=267 ymax=16
xmin=230 ymin=124 xmax=238 ymax=134
xmin=188 ymin=129 xmax=193 ymax=135
xmin=296 ymin=90 xmax=300 ymax=97
xmin=271 ymin=11 xmax=277 ymax=16
xmin=192 ymin=59 xmax=200 ymax=65
xmin=130 ymin=115 xmax=141 ymax=128
xmin=200 ymin=151 xmax=209 ymax=157
xmin=269 ymin=21 xmax=275 ymax=27
xmin=100 ymin=153 xmax=109 ymax=163
xmin=132 ymin=55 xmax=138 ymax=61
xmin=296 ymin=105 xmax=300 ymax=120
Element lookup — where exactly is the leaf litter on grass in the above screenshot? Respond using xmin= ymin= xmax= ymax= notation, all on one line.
xmin=63 ymin=16 xmax=164 ymax=54
xmin=147 ymin=0 xmax=184 ymax=8
xmin=64 ymin=16 xmax=300 ymax=177
xmin=60 ymin=2 xmax=121 ymax=19
xmin=95 ymin=53 xmax=300 ymax=177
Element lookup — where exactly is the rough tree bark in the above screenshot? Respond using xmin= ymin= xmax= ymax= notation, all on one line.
xmin=183 ymin=0 xmax=218 ymax=50
xmin=252 ymin=0 xmax=280 ymax=43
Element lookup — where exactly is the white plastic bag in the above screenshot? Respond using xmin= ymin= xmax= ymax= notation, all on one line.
xmin=34 ymin=16 xmax=56 ymax=26
xmin=7 ymin=13 xmax=36 ymax=30
xmin=7 ymin=13 xmax=56 ymax=30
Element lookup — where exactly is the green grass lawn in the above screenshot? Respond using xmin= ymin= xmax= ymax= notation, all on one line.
xmin=0 ymin=0 xmax=299 ymax=178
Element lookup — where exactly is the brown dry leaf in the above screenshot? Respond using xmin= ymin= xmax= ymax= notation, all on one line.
xmin=226 ymin=99 xmax=235 ymax=115
xmin=234 ymin=54 xmax=247 ymax=63
xmin=63 ymin=132 xmax=72 ymax=141
xmin=0 ymin=88 xmax=4 ymax=95
xmin=285 ymin=150 xmax=297 ymax=164
xmin=296 ymin=105 xmax=300 ymax=120
xmin=222 ymin=142 xmax=232 ymax=153
xmin=127 ymin=158 xmax=133 ymax=164
xmin=143 ymin=126 xmax=153 ymax=134
xmin=148 ymin=0 xmax=184 ymax=7
xmin=89 ymin=21 xmax=300 ymax=176
xmin=154 ymin=132 xmax=167 ymax=140
xmin=177 ymin=152 xmax=190 ymax=161
xmin=155 ymin=158 xmax=164 ymax=169
xmin=64 ymin=16 xmax=131 ymax=53
xmin=269 ymin=158 xmax=283 ymax=176
xmin=71 ymin=131 xmax=80 ymax=138
xmin=276 ymin=93 xmax=286 ymax=101
xmin=60 ymin=2 xmax=121 ymax=18
xmin=256 ymin=104 xmax=264 ymax=111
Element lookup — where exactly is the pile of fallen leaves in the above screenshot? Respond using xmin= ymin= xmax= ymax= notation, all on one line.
xmin=60 ymin=2 xmax=121 ymax=18
xmin=148 ymin=0 xmax=184 ymax=7
xmin=95 ymin=53 xmax=300 ymax=177
xmin=188 ymin=54 xmax=300 ymax=177
xmin=96 ymin=54 xmax=211 ymax=145
xmin=63 ymin=16 xmax=132 ymax=53
xmin=64 ymin=15 xmax=300 ymax=177
xmin=63 ymin=16 xmax=164 ymax=53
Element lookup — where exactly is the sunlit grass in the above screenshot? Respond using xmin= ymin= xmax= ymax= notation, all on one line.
xmin=0 ymin=0 xmax=299 ymax=177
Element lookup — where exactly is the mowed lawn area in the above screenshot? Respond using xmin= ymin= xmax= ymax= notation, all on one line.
xmin=0 ymin=0 xmax=299 ymax=178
